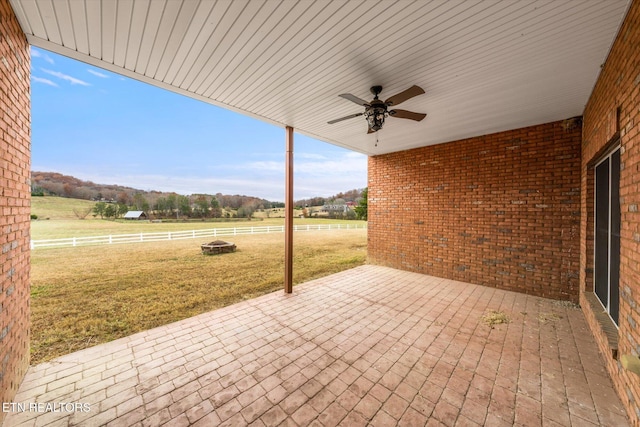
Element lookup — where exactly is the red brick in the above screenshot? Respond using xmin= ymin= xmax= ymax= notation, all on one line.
xmin=0 ymin=0 xmax=31 ymax=423
xmin=581 ymin=0 xmax=640 ymax=425
xmin=368 ymin=120 xmax=581 ymax=302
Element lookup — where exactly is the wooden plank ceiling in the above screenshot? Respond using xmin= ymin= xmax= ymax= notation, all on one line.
xmin=10 ymin=0 xmax=631 ymax=155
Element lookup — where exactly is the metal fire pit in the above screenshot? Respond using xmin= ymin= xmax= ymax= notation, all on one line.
xmin=201 ymin=240 xmax=236 ymax=255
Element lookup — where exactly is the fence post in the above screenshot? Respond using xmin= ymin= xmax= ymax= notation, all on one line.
xmin=72 ymin=237 xmax=76 ymax=247
xmin=109 ymin=235 xmax=112 ymax=244
xmin=140 ymin=233 xmax=143 ymax=242
xmin=234 ymin=227 xmax=237 ymax=235
xmin=168 ymin=232 xmax=171 ymax=240
xmin=30 ymin=240 xmax=34 ymax=250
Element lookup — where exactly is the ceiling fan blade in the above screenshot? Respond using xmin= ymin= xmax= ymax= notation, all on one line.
xmin=327 ymin=112 xmax=363 ymax=124
xmin=339 ymin=93 xmax=370 ymax=106
xmin=384 ymin=85 xmax=425 ymax=106
xmin=389 ymin=109 xmax=426 ymax=121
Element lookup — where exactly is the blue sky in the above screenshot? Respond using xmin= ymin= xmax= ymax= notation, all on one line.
xmin=30 ymin=47 xmax=367 ymax=202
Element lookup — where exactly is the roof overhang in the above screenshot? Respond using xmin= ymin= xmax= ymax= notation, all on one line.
xmin=9 ymin=0 xmax=631 ymax=155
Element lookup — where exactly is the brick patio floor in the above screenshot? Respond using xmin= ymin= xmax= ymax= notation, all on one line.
xmin=4 ymin=265 xmax=629 ymax=426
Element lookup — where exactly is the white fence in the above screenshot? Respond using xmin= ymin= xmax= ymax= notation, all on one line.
xmin=30 ymin=223 xmax=367 ymax=249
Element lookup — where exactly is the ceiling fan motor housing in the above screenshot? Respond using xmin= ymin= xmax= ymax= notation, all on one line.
xmin=365 ymin=99 xmax=388 ymax=131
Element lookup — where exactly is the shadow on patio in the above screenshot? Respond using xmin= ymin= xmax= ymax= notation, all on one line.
xmin=4 ymin=265 xmax=629 ymax=426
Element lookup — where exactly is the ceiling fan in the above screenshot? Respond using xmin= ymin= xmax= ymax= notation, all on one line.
xmin=327 ymin=85 xmax=426 ymax=133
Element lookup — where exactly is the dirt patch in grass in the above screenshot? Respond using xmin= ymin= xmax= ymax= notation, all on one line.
xmin=30 ymin=229 xmax=367 ymax=364
xmin=482 ymin=309 xmax=509 ymax=328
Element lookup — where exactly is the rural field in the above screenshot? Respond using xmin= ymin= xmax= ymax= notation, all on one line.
xmin=30 ymin=197 xmax=368 ymax=364
xmin=31 ymin=196 xmax=360 ymax=239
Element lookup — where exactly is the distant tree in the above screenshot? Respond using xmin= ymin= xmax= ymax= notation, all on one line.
xmin=210 ymin=197 xmax=222 ymax=218
xmin=93 ymin=202 xmax=107 ymax=219
xmin=74 ymin=186 xmax=95 ymax=200
xmin=104 ymin=204 xmax=116 ymax=219
xmin=194 ymin=195 xmax=210 ymax=217
xmin=132 ymin=193 xmax=149 ymax=211
xmin=177 ymin=195 xmax=191 ymax=217
xmin=155 ymin=197 xmax=167 ymax=217
xmin=102 ymin=189 xmax=117 ymax=201
xmin=354 ymin=187 xmax=368 ymax=220
xmin=31 ymin=184 xmax=45 ymax=196
xmin=117 ymin=191 xmax=130 ymax=205
xmin=63 ymin=183 xmax=75 ymax=198
xmin=237 ymin=201 xmax=257 ymax=219
xmin=166 ymin=194 xmax=177 ymax=216
xmin=117 ymin=203 xmax=129 ymax=218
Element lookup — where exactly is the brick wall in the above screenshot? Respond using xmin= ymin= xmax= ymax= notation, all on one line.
xmin=0 ymin=0 xmax=31 ymax=416
xmin=581 ymin=0 xmax=640 ymax=424
xmin=368 ymin=120 xmax=581 ymax=301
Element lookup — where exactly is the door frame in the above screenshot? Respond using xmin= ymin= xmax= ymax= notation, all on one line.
xmin=593 ymin=142 xmax=621 ymax=327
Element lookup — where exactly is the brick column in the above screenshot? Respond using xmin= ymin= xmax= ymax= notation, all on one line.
xmin=0 ymin=0 xmax=31 ymax=416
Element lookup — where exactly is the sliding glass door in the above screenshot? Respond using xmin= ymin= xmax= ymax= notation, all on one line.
xmin=594 ymin=146 xmax=620 ymax=326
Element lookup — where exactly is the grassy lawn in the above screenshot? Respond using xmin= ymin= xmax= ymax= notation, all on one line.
xmin=30 ymin=229 xmax=367 ymax=364
xmin=31 ymin=196 xmax=365 ymax=239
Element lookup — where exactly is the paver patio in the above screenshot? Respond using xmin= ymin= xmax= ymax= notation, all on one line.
xmin=4 ymin=265 xmax=629 ymax=426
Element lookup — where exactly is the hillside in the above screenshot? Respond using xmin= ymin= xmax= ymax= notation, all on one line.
xmin=31 ymin=196 xmax=96 ymax=220
xmin=31 ymin=171 xmax=365 ymax=210
xmin=31 ymin=171 xmax=281 ymax=211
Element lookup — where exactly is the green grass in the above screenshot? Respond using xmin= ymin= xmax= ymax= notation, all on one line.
xmin=31 ymin=196 xmax=96 ymax=220
xmin=30 ymin=228 xmax=367 ymax=364
xmin=29 ymin=196 xmax=369 ymax=364
xmin=31 ymin=196 xmax=365 ymax=239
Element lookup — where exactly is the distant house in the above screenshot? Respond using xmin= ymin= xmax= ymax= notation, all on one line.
xmin=123 ymin=211 xmax=148 ymax=220
xmin=321 ymin=204 xmax=350 ymax=213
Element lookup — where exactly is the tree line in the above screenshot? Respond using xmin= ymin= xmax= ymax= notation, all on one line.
xmin=32 ymin=171 xmax=366 ymax=220
xmin=32 ymin=171 xmax=283 ymax=219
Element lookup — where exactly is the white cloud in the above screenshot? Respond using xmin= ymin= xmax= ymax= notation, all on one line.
xmin=30 ymin=47 xmax=54 ymax=64
xmin=296 ymin=152 xmax=328 ymax=160
xmin=41 ymin=68 xmax=91 ymax=86
xmin=87 ymin=69 xmax=109 ymax=78
xmin=243 ymin=160 xmax=283 ymax=172
xmin=31 ymin=76 xmax=58 ymax=87
xmin=34 ymin=151 xmax=367 ymax=202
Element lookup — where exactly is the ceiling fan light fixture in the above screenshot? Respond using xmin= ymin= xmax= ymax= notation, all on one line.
xmin=365 ymin=105 xmax=388 ymax=131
